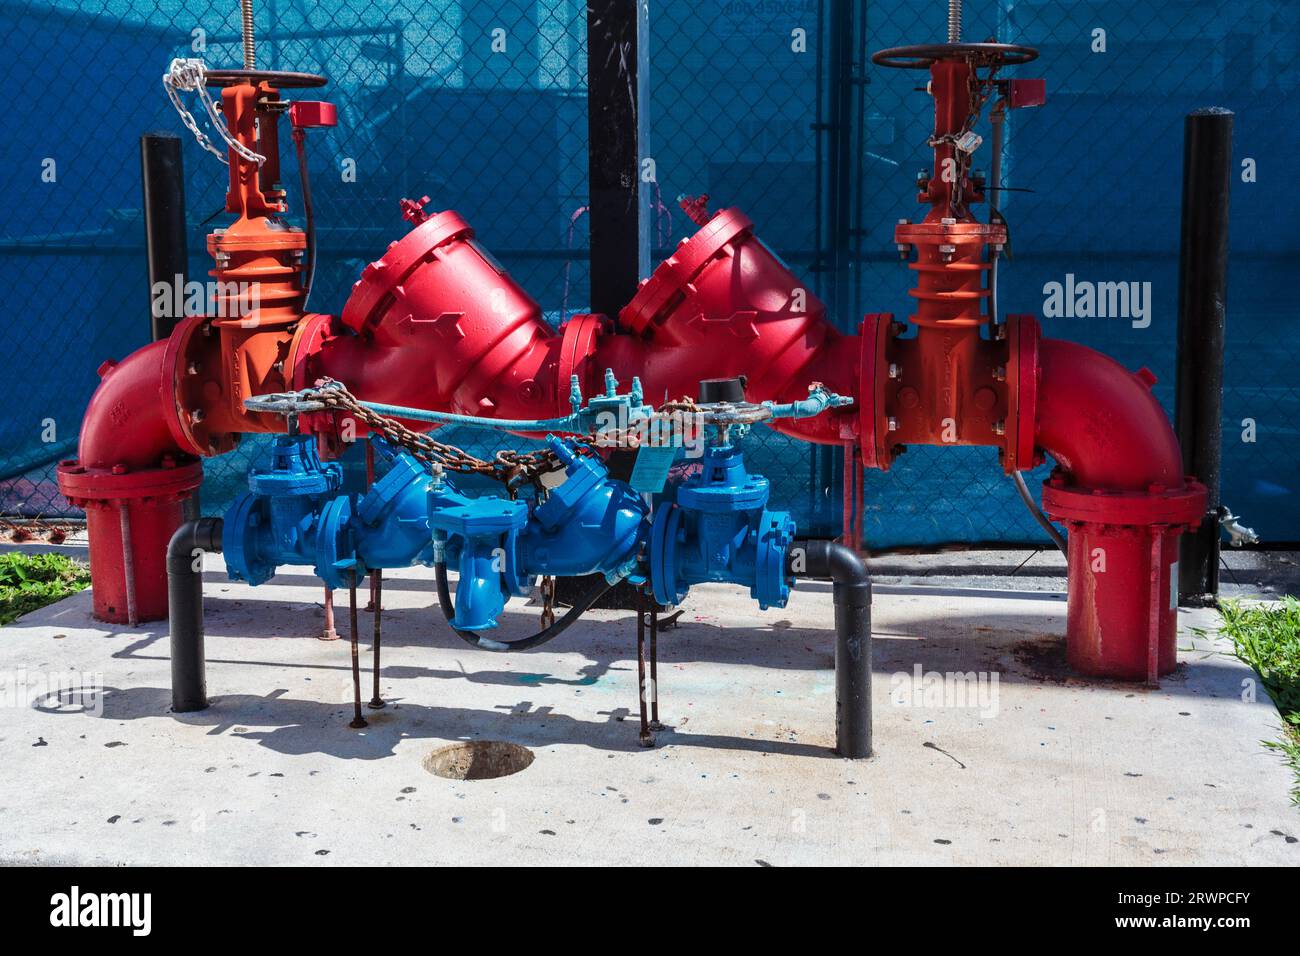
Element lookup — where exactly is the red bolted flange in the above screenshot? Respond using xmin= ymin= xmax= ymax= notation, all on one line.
xmin=57 ymin=458 xmax=203 ymax=624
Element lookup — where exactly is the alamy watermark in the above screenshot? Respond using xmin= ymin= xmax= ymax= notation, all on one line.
xmin=1042 ymin=273 xmax=1152 ymax=328
xmin=1 ymin=669 xmax=105 ymax=717
xmin=890 ymin=664 xmax=1000 ymax=718
xmin=591 ymin=406 xmax=708 ymax=459
xmin=151 ymin=273 xmax=261 ymax=325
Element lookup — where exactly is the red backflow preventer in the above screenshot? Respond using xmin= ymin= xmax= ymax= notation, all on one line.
xmin=61 ymin=28 xmax=1205 ymax=683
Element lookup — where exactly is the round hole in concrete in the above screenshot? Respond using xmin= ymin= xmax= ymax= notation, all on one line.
xmin=422 ymin=740 xmax=535 ymax=780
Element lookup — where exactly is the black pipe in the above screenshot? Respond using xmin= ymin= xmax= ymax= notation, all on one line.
xmin=1175 ymin=108 xmax=1233 ymax=606
xmin=585 ymin=0 xmax=648 ymax=318
xmin=166 ymin=517 xmax=223 ymax=713
xmin=141 ymin=132 xmax=189 ymax=342
xmin=789 ymin=539 xmax=872 ymax=758
xmin=434 ymin=560 xmax=613 ymax=652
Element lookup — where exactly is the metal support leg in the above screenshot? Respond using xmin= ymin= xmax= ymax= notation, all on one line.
xmin=348 ymin=572 xmax=367 ymax=729
xmin=118 ymin=502 xmax=139 ymax=628
xmin=320 ymin=587 xmax=339 ymax=641
xmin=368 ymin=569 xmax=385 ymax=709
xmin=648 ymin=604 xmax=662 ymax=731
xmin=636 ymin=599 xmax=655 ymax=748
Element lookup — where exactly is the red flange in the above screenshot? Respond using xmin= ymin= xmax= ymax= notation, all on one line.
xmin=57 ymin=458 xmax=203 ymax=624
xmin=1003 ymin=314 xmax=1040 ymax=474
xmin=857 ymin=313 xmax=894 ymax=470
xmin=619 ymin=207 xmax=754 ymax=334
xmin=340 ymin=210 xmax=476 ymax=336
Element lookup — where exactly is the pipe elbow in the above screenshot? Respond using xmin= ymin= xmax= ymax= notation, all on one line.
xmin=77 ymin=340 xmax=186 ymax=471
xmin=167 ymin=517 xmax=224 ymax=569
xmin=791 ymin=538 xmax=871 ymax=593
xmin=1034 ymin=338 xmax=1187 ymax=491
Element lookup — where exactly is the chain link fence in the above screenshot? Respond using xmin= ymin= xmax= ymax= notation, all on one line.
xmin=1 ymin=0 xmax=1295 ymax=548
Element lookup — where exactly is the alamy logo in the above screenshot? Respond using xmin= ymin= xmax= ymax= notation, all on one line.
xmin=49 ymin=886 xmax=151 ymax=936
xmin=151 ymin=273 xmax=261 ymax=322
xmin=1042 ymin=273 xmax=1152 ymax=328
xmin=889 ymin=664 xmax=1000 ymax=718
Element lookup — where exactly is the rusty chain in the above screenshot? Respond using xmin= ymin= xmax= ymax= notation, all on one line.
xmin=300 ymin=381 xmax=601 ymax=490
xmin=539 ymin=575 xmax=557 ymax=628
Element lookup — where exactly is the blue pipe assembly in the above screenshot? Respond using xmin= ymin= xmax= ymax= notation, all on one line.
xmin=167 ymin=375 xmax=874 ymax=756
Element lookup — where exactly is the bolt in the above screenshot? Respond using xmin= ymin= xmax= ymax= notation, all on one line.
xmin=992 ymin=420 xmax=1006 ymax=435
xmin=940 ymin=217 xmax=957 ymax=226
xmin=887 ymin=417 xmax=899 ymax=432
xmin=898 ymin=218 xmax=910 ymax=226
xmin=190 ymin=408 xmax=205 ymax=423
xmin=993 ymin=366 xmax=1006 ymax=382
xmin=186 ymin=362 xmax=200 ymax=375
xmin=888 ymin=363 xmax=900 ymax=379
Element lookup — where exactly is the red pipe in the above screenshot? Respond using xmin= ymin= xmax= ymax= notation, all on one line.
xmin=1033 ymin=338 xmax=1204 ymax=680
xmin=1035 ymin=339 xmax=1184 ymax=490
xmin=58 ymin=341 xmax=202 ymax=623
xmin=75 ymin=342 xmax=181 ymax=472
xmin=301 ymin=200 xmax=861 ymax=450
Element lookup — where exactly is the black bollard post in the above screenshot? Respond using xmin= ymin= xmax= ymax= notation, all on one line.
xmin=1174 ymin=108 xmax=1233 ymax=606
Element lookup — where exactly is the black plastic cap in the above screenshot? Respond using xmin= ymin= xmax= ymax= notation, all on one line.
xmin=698 ymin=376 xmax=747 ymax=403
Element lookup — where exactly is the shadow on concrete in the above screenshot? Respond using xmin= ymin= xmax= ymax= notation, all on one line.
xmin=79 ymin=685 xmax=836 ymax=761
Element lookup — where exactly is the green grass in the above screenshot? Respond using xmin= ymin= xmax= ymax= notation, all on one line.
xmin=1220 ymin=596 xmax=1300 ymax=805
xmin=0 ymin=552 xmax=91 ymax=626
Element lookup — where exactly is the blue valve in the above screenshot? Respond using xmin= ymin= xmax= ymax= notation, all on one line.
xmin=225 ymin=380 xmax=840 ymax=631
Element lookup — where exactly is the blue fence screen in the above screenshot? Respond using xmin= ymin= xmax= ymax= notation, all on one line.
xmin=1 ymin=0 xmax=1295 ymax=547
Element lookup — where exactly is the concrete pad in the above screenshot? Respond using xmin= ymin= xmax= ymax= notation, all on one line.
xmin=0 ymin=557 xmax=1295 ymax=866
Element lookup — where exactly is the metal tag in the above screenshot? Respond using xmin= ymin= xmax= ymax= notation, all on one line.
xmin=628 ymin=445 xmax=677 ymax=493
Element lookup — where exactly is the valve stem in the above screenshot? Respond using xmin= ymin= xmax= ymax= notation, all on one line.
xmin=947 ymin=0 xmax=961 ymax=43
xmin=240 ymin=0 xmax=256 ymax=70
